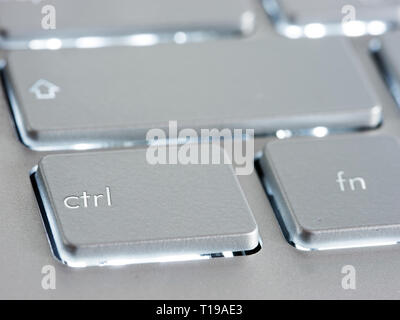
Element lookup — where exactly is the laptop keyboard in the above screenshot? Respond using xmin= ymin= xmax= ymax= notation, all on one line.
xmin=1 ymin=0 xmax=400 ymax=292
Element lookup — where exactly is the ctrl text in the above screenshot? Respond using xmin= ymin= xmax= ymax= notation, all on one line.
xmin=63 ymin=186 xmax=112 ymax=209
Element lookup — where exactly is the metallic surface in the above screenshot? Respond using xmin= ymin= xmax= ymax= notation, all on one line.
xmin=375 ymin=30 xmax=400 ymax=106
xmin=33 ymin=147 xmax=259 ymax=267
xmin=264 ymin=0 xmax=400 ymax=38
xmin=0 ymin=0 xmax=400 ymax=299
xmin=259 ymin=135 xmax=400 ymax=250
xmin=4 ymin=37 xmax=381 ymax=150
xmin=0 ymin=0 xmax=255 ymax=41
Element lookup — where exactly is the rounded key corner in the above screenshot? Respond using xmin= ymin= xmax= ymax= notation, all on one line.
xmin=6 ymin=101 xmax=49 ymax=152
xmin=261 ymin=139 xmax=295 ymax=167
xmin=274 ymin=206 xmax=324 ymax=251
xmin=53 ymin=249 xmax=88 ymax=269
xmin=17 ymin=128 xmax=45 ymax=151
xmin=261 ymin=140 xmax=279 ymax=158
xmin=288 ymin=226 xmax=324 ymax=252
xmin=39 ymin=218 xmax=83 ymax=268
xmin=1 ymin=80 xmax=45 ymax=152
xmin=44 ymin=226 xmax=86 ymax=268
xmin=238 ymin=10 xmax=256 ymax=34
xmin=31 ymin=156 xmax=56 ymax=180
xmin=36 ymin=153 xmax=56 ymax=168
xmin=367 ymin=105 xmax=383 ymax=128
xmin=241 ymin=224 xmax=261 ymax=251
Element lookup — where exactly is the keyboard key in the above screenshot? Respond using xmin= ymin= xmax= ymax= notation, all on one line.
xmin=258 ymin=135 xmax=400 ymax=250
xmin=32 ymin=145 xmax=260 ymax=267
xmin=0 ymin=0 xmax=255 ymax=48
xmin=3 ymin=38 xmax=382 ymax=151
xmin=263 ymin=0 xmax=400 ymax=38
xmin=374 ymin=31 xmax=400 ymax=107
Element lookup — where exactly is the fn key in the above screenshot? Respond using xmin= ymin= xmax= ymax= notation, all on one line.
xmin=258 ymin=135 xmax=400 ymax=250
xmin=32 ymin=145 xmax=260 ymax=267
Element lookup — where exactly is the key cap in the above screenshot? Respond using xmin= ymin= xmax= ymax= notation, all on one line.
xmin=31 ymin=145 xmax=260 ymax=267
xmin=263 ymin=0 xmax=400 ymax=37
xmin=0 ymin=0 xmax=255 ymax=48
xmin=258 ymin=135 xmax=400 ymax=250
xmin=374 ymin=31 xmax=400 ymax=107
xmin=3 ymin=38 xmax=382 ymax=151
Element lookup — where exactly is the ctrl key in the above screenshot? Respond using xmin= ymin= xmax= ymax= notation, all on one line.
xmin=258 ymin=135 xmax=400 ymax=251
xmin=31 ymin=147 xmax=260 ymax=267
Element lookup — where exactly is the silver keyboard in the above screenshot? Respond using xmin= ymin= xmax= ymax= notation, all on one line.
xmin=1 ymin=0 xmax=400 ymax=299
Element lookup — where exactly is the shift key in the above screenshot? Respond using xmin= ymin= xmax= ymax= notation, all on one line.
xmin=4 ymin=37 xmax=382 ymax=151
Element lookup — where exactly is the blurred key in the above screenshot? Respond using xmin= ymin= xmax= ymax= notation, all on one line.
xmin=3 ymin=37 xmax=382 ymax=151
xmin=0 ymin=0 xmax=255 ymax=49
xmin=258 ymin=135 xmax=400 ymax=250
xmin=263 ymin=0 xmax=400 ymax=38
xmin=374 ymin=30 xmax=400 ymax=106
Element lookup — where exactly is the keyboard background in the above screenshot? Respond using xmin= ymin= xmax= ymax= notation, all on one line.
xmin=0 ymin=0 xmax=400 ymax=299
